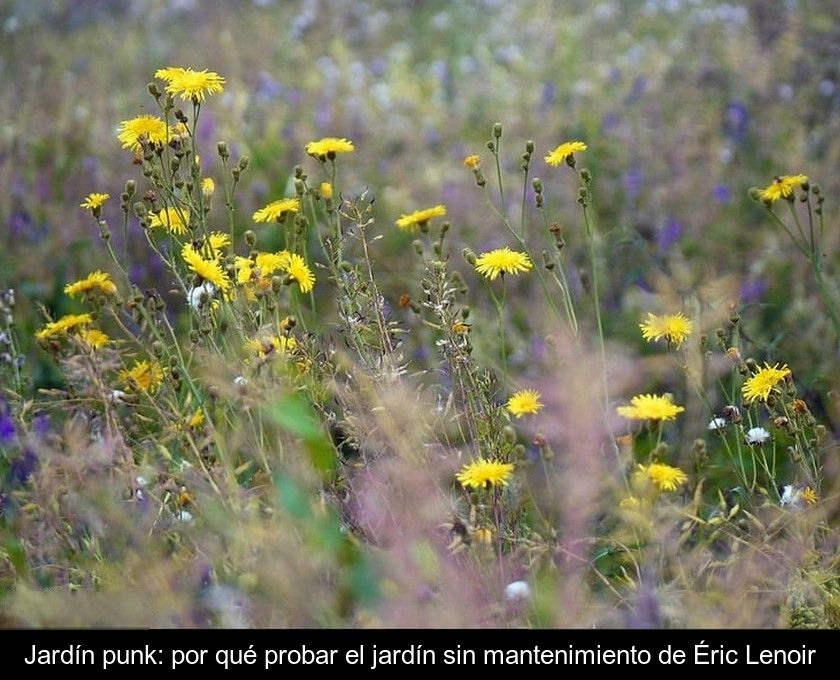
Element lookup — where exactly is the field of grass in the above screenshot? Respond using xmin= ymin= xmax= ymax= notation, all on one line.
xmin=1 ymin=0 xmax=839 ymax=628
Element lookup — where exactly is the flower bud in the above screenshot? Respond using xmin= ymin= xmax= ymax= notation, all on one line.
xmin=244 ymin=230 xmax=257 ymax=246
xmin=503 ymin=425 xmax=517 ymax=445
xmin=462 ymin=248 xmax=477 ymax=265
xmin=238 ymin=155 xmax=250 ymax=171
xmin=147 ymin=82 xmax=161 ymax=98
xmin=217 ymin=141 xmax=229 ymax=160
xmin=492 ymin=122 xmax=502 ymax=138
xmin=532 ymin=178 xmax=543 ymax=194
xmin=525 ymin=140 xmax=535 ymax=154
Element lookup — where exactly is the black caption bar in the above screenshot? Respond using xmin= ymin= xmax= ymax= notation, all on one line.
xmin=8 ymin=629 xmax=835 ymax=672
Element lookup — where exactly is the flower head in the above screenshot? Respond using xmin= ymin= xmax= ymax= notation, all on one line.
xmin=617 ymin=394 xmax=685 ymax=421
xmin=741 ymin=363 xmax=791 ymax=403
xmin=456 ymin=458 xmax=514 ymax=490
xmin=474 ymin=247 xmax=532 ymax=280
xmin=150 ymin=207 xmax=190 ymax=235
xmin=78 ymin=328 xmax=110 ymax=349
xmin=188 ymin=282 xmax=216 ymax=310
xmin=395 ymin=204 xmax=447 ymax=232
xmin=707 ymin=417 xmax=727 ymax=430
xmin=121 ymin=360 xmax=164 ymax=393
xmin=758 ymin=174 xmax=808 ymax=204
xmin=639 ymin=312 xmax=693 ymax=347
xmin=35 ymin=313 xmax=93 ymax=341
xmin=506 ymin=390 xmax=543 ymax=418
xmin=545 ymin=140 xmax=587 ymax=166
xmin=204 ymin=232 xmax=231 ymax=256
xmin=80 ymin=193 xmax=110 ymax=212
xmin=64 ymin=271 xmax=118 ymax=299
xmin=201 ymin=177 xmax=215 ymax=198
xmin=187 ymin=409 xmax=205 ymax=430
xmin=284 ymin=253 xmax=316 ymax=294
xmin=802 ymin=486 xmax=818 ymax=506
xmin=117 ymin=115 xmax=171 ymax=151
xmin=637 ymin=463 xmax=688 ymax=492
xmin=463 ymin=155 xmax=481 ymax=169
xmin=252 ymin=197 xmax=300 ymax=223
xmin=305 ymin=137 xmax=355 ymax=159
xmin=155 ymin=67 xmax=225 ymax=102
xmin=320 ymin=182 xmax=333 ymax=200
xmin=246 ymin=334 xmax=297 ymax=359
xmin=182 ymin=244 xmax=231 ymax=292
xmin=745 ymin=427 xmax=771 ymax=445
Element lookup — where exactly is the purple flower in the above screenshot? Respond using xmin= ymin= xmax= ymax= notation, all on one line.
xmin=625 ymin=76 xmax=646 ymax=105
xmin=723 ymin=101 xmax=749 ymax=143
xmin=713 ymin=183 xmax=732 ymax=203
xmin=9 ymin=449 xmax=37 ymax=485
xmin=741 ymin=278 xmax=768 ymax=304
xmin=622 ymin=166 xmax=644 ymax=199
xmin=541 ymin=81 xmax=557 ymax=109
xmin=0 ymin=414 xmax=14 ymax=444
xmin=33 ymin=413 xmax=50 ymax=437
xmin=657 ymin=218 xmax=683 ymax=253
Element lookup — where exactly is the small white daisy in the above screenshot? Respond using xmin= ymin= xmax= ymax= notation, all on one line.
xmin=233 ymin=375 xmax=248 ymax=386
xmin=707 ymin=417 xmax=727 ymax=430
xmin=188 ymin=282 xmax=215 ymax=310
xmin=780 ymin=485 xmax=802 ymax=510
xmin=745 ymin=427 xmax=771 ymax=445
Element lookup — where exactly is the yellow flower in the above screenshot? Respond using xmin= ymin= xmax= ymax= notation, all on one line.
xmin=617 ymin=394 xmax=685 ymax=421
xmin=201 ymin=177 xmax=215 ymax=198
xmin=741 ymin=363 xmax=791 ymax=403
xmin=246 ymin=334 xmax=297 ymax=359
xmin=78 ymin=328 xmax=110 ymax=349
xmin=305 ymin=137 xmax=355 ymax=159
xmin=35 ymin=313 xmax=93 ymax=341
xmin=202 ymin=231 xmax=231 ymax=256
xmin=117 ymin=114 xmax=171 ymax=151
xmin=182 ymin=244 xmax=231 ymax=292
xmin=474 ymin=247 xmax=532 ymax=280
xmin=639 ymin=312 xmax=693 ymax=348
xmin=155 ymin=66 xmax=225 ymax=102
xmin=456 ymin=458 xmax=515 ymax=490
xmin=80 ymin=193 xmax=110 ymax=211
xmin=121 ymin=360 xmax=164 ymax=393
xmin=187 ymin=409 xmax=205 ymax=429
xmin=284 ymin=253 xmax=316 ymax=294
xmin=64 ymin=270 xmax=118 ymax=298
xmin=637 ymin=463 xmax=688 ymax=492
xmin=252 ymin=197 xmax=300 ymax=223
xmin=619 ymin=496 xmax=647 ymax=511
xmin=320 ymin=182 xmax=333 ymax=200
xmin=150 ymin=207 xmax=190 ymax=235
xmin=802 ymin=486 xmax=818 ymax=506
xmin=463 ymin=155 xmax=480 ymax=169
xmin=545 ymin=140 xmax=587 ymax=166
xmin=759 ymin=174 xmax=807 ymax=204
xmin=395 ymin=204 xmax=447 ymax=232
xmin=506 ymin=389 xmax=543 ymax=418
xmin=473 ymin=527 xmax=493 ymax=545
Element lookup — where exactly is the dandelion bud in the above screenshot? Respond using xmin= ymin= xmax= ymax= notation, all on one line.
xmin=147 ymin=82 xmax=161 ymax=98
xmin=745 ymin=358 xmax=758 ymax=372
xmin=98 ymin=220 xmax=111 ymax=240
xmin=433 ymin=241 xmax=442 ymax=256
xmin=170 ymin=157 xmax=180 ymax=172
xmin=244 ymin=230 xmax=257 ymax=247
xmin=294 ymin=165 xmax=305 ymax=179
xmin=513 ymin=444 xmax=526 ymax=459
xmin=486 ymin=140 xmax=495 ymax=152
xmin=815 ymin=424 xmax=827 ymax=442
xmin=492 ymin=122 xmax=502 ymax=138
xmin=800 ymin=178 xmax=809 ymax=191
xmin=503 ymin=425 xmax=517 ymax=445
xmin=474 ymin=168 xmax=487 ymax=187
xmin=536 ymin=194 xmax=544 ymax=208
xmin=238 ymin=155 xmax=250 ymax=171
xmin=525 ymin=140 xmax=535 ymax=154
xmin=461 ymin=305 xmax=471 ymax=319
xmin=217 ymin=141 xmax=229 ymax=159
xmin=125 ymin=179 xmax=136 ymax=197
xmin=189 ymin=330 xmax=200 ymax=343
xmin=406 ymin=239 xmax=423 ymax=257
xmin=294 ymin=178 xmax=305 ymax=196
xmin=174 ymin=108 xmax=188 ymax=124
xmin=133 ymin=201 xmax=147 ymax=219
xmin=462 ymin=247 xmax=477 ymax=265
xmin=532 ymin=178 xmax=543 ymax=194
xmin=811 ymin=183 xmax=821 ymax=195
xmin=542 ymin=251 xmax=555 ymax=270
xmin=320 ymin=182 xmax=333 ymax=200
xmin=151 ymin=341 xmax=164 ymax=357
xmin=566 ymin=154 xmax=577 ymax=169
xmin=580 ymin=168 xmax=591 ymax=182
xmin=440 ymin=220 xmax=450 ymax=235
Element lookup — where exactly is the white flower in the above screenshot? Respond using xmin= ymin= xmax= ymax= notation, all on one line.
xmin=780 ymin=485 xmax=803 ymax=510
xmin=707 ymin=417 xmax=727 ymax=430
xmin=135 ymin=475 xmax=148 ymax=487
xmin=233 ymin=375 xmax=248 ymax=386
xmin=504 ymin=580 xmax=531 ymax=602
xmin=176 ymin=510 xmax=194 ymax=523
xmin=108 ymin=389 xmax=128 ymax=402
xmin=188 ymin=282 xmax=215 ymax=310
xmin=745 ymin=427 xmax=770 ymax=445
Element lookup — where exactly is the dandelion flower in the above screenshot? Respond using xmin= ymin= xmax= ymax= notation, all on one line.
xmin=758 ymin=174 xmax=808 ymax=204
xmin=155 ymin=66 xmax=225 ymax=102
xmin=456 ymin=458 xmax=514 ymax=489
xmin=707 ymin=417 xmax=727 ymax=430
xmin=150 ymin=207 xmax=190 ymax=235
xmin=188 ymin=282 xmax=215 ymax=310
xmin=637 ymin=463 xmax=688 ymax=492
xmin=252 ymin=197 xmax=300 ymax=223
xmin=35 ymin=313 xmax=93 ymax=341
xmin=320 ymin=182 xmax=333 ymax=200
xmin=802 ymin=486 xmax=818 ymax=506
xmin=64 ymin=271 xmax=118 ymax=298
xmin=284 ymin=253 xmax=316 ymax=294
xmin=117 ymin=114 xmax=171 ymax=151
xmin=395 ymin=204 xmax=447 ymax=232
xmin=305 ymin=137 xmax=355 ymax=159
xmin=246 ymin=335 xmax=297 ymax=359
xmin=201 ymin=177 xmax=215 ymax=198
xmin=182 ymin=244 xmax=231 ymax=292
xmin=745 ymin=427 xmax=771 ymax=445
xmin=78 ymin=328 xmax=110 ymax=349
xmin=545 ymin=140 xmax=587 ymax=166
xmin=121 ymin=359 xmax=164 ymax=393
xmin=506 ymin=389 xmax=543 ymax=418
xmin=617 ymin=394 xmax=685 ymax=421
xmin=780 ymin=484 xmax=816 ymax=510
xmin=639 ymin=312 xmax=693 ymax=347
xmin=741 ymin=363 xmax=790 ymax=403
xmin=463 ymin=155 xmax=480 ymax=169
xmin=474 ymin=247 xmax=532 ymax=280
xmin=80 ymin=193 xmax=110 ymax=212
xmin=187 ymin=409 xmax=205 ymax=429
xmin=204 ymin=232 xmax=231 ymax=255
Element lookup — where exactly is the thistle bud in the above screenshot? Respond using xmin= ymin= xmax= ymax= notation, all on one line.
xmin=503 ymin=426 xmax=517 ymax=445
xmin=174 ymin=108 xmax=188 ymax=124
xmin=492 ymin=122 xmax=502 ymax=139
xmin=125 ymin=179 xmax=136 ymax=197
xmin=147 ymin=82 xmax=161 ymax=98
xmin=462 ymin=248 xmax=477 ymax=266
xmin=238 ymin=155 xmax=250 ymax=171
xmin=542 ymin=251 xmax=555 ymax=270
xmin=217 ymin=141 xmax=229 ymax=160
xmin=294 ymin=165 xmax=305 ymax=179
xmin=532 ymin=178 xmax=543 ymax=194
xmin=525 ymin=140 xmax=535 ymax=154
xmin=580 ymin=168 xmax=591 ymax=182
xmin=294 ymin=178 xmax=305 ymax=196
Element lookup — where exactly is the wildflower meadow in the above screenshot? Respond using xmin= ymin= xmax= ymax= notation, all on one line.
xmin=1 ymin=1 xmax=839 ymax=629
